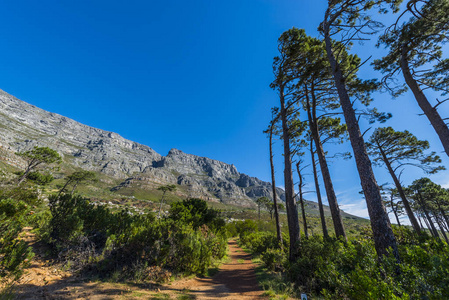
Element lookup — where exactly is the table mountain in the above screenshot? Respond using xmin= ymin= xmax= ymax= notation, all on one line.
xmin=0 ymin=89 xmax=284 ymax=207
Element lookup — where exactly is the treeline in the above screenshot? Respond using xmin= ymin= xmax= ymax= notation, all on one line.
xmin=261 ymin=0 xmax=449 ymax=298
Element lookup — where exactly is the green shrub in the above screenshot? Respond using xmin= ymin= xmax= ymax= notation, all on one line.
xmin=235 ymin=219 xmax=257 ymax=239
xmin=261 ymin=248 xmax=286 ymax=272
xmin=168 ymin=198 xmax=225 ymax=232
xmin=239 ymin=231 xmax=279 ymax=255
xmin=237 ymin=224 xmax=449 ymax=299
xmin=42 ymin=194 xmax=227 ymax=280
xmin=287 ymin=231 xmax=449 ymax=299
xmin=26 ymin=171 xmax=54 ymax=185
xmin=0 ymin=198 xmax=34 ymax=280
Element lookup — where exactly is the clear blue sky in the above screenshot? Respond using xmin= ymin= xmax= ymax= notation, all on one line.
xmin=1 ymin=1 xmax=448 ymax=220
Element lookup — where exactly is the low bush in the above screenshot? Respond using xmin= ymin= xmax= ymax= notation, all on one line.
xmin=238 ymin=223 xmax=449 ymax=299
xmin=261 ymin=248 xmax=286 ymax=272
xmin=42 ymin=195 xmax=227 ymax=280
xmin=26 ymin=171 xmax=54 ymax=185
xmin=0 ymin=189 xmax=37 ymax=281
xmin=239 ymin=231 xmax=279 ymax=255
xmin=289 ymin=231 xmax=449 ymax=299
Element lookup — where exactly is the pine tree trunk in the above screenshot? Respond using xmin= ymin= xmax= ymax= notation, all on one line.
xmin=57 ymin=179 xmax=72 ymax=198
xmin=377 ymin=144 xmax=421 ymax=233
xmin=158 ymin=192 xmax=167 ymax=218
xmin=417 ymin=214 xmax=424 ymax=230
xmin=311 ymin=141 xmax=329 ymax=238
xmin=436 ymin=217 xmax=449 ymax=243
xmin=400 ymin=46 xmax=449 ymax=157
xmin=391 ymin=197 xmax=402 ymax=227
xmin=269 ymin=125 xmax=283 ymax=247
xmin=323 ymin=25 xmax=399 ymax=260
xmin=306 ymin=85 xmax=346 ymax=239
xmin=436 ymin=200 xmax=449 ymax=231
xmin=296 ymin=162 xmax=308 ymax=239
xmin=422 ymin=215 xmax=435 ymax=237
xmin=417 ymin=191 xmax=440 ymax=239
xmin=280 ymin=87 xmax=300 ymax=261
xmin=71 ymin=184 xmax=78 ymax=195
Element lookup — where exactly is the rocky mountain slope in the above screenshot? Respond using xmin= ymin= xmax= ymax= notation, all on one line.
xmin=0 ymin=89 xmax=285 ymax=207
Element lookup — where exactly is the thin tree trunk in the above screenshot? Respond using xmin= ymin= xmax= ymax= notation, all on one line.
xmin=377 ymin=144 xmax=420 ymax=233
xmin=158 ymin=192 xmax=167 ymax=218
xmin=400 ymin=47 xmax=449 ymax=157
xmin=390 ymin=196 xmax=402 ymax=226
xmin=422 ymin=214 xmax=435 ymax=237
xmin=280 ymin=86 xmax=300 ymax=261
xmin=417 ymin=191 xmax=440 ymax=239
xmin=17 ymin=159 xmax=41 ymax=185
xmin=71 ymin=183 xmax=78 ymax=195
xmin=57 ymin=179 xmax=72 ymax=198
xmin=306 ymin=84 xmax=346 ymax=239
xmin=323 ymin=23 xmax=399 ymax=260
xmin=296 ymin=162 xmax=308 ymax=239
xmin=417 ymin=214 xmax=424 ymax=230
xmin=17 ymin=171 xmax=29 ymax=185
xmin=435 ymin=216 xmax=449 ymax=243
xmin=311 ymin=141 xmax=328 ymax=238
xmin=436 ymin=200 xmax=449 ymax=230
xmin=269 ymin=125 xmax=283 ymax=247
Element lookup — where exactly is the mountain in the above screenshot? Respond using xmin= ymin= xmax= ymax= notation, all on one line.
xmin=0 ymin=89 xmax=286 ymax=207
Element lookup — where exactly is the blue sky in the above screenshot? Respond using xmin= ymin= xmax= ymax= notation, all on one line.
xmin=1 ymin=1 xmax=448 ymax=221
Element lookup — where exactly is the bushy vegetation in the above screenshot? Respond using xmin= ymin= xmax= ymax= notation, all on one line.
xmin=0 ymin=188 xmax=38 ymax=281
xmin=39 ymin=195 xmax=227 ymax=281
xmin=238 ymin=223 xmax=449 ymax=299
xmin=26 ymin=171 xmax=54 ymax=185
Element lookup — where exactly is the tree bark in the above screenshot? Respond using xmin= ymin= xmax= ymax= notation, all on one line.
xmin=311 ymin=141 xmax=329 ymax=238
xmin=323 ymin=24 xmax=399 ymax=260
xmin=435 ymin=217 xmax=449 ymax=243
xmin=400 ymin=46 xmax=449 ymax=157
xmin=390 ymin=196 xmax=402 ymax=226
xmin=377 ymin=144 xmax=421 ymax=233
xmin=417 ymin=191 xmax=440 ymax=239
xmin=305 ymin=88 xmax=346 ymax=239
xmin=296 ymin=162 xmax=309 ymax=239
xmin=269 ymin=119 xmax=283 ymax=248
xmin=435 ymin=200 xmax=449 ymax=231
xmin=422 ymin=214 xmax=435 ymax=237
xmin=279 ymin=86 xmax=300 ymax=261
xmin=158 ymin=192 xmax=167 ymax=219
xmin=417 ymin=214 xmax=424 ymax=230
xmin=71 ymin=183 xmax=78 ymax=195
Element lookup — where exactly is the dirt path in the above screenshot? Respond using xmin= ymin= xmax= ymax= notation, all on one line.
xmin=8 ymin=232 xmax=267 ymax=299
xmin=165 ymin=239 xmax=267 ymax=299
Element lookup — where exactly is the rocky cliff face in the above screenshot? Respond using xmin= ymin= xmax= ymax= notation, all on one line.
xmin=0 ymin=89 xmax=283 ymax=207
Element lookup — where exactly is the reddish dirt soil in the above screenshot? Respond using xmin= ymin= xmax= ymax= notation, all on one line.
xmin=6 ymin=230 xmax=268 ymax=299
xmin=166 ymin=239 xmax=267 ymax=299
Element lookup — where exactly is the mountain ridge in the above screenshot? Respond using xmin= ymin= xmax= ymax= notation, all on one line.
xmin=0 ymin=89 xmax=284 ymax=207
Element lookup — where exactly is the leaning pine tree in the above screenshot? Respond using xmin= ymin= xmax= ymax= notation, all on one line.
xmin=374 ymin=0 xmax=449 ymax=157
xmin=275 ymin=28 xmax=348 ymax=239
xmin=366 ymin=127 xmax=445 ymax=233
xmin=320 ymin=0 xmax=402 ymax=259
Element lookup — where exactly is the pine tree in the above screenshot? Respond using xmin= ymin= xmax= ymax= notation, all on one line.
xmin=366 ymin=127 xmax=445 ymax=233
xmin=374 ymin=0 xmax=449 ymax=157
xmin=320 ymin=0 xmax=402 ymax=259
